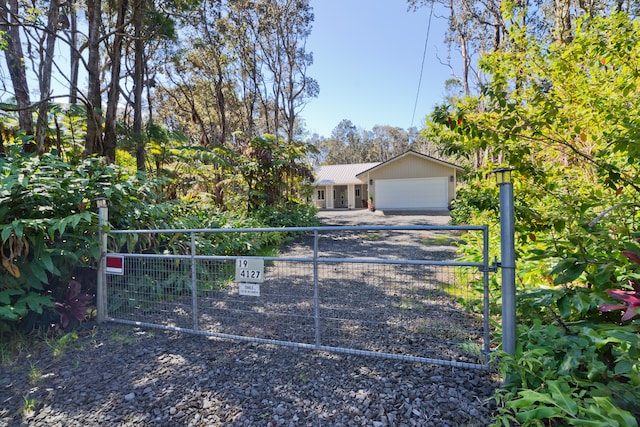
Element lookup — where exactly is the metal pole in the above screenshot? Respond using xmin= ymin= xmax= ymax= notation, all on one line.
xmin=495 ymin=168 xmax=516 ymax=356
xmin=191 ymin=231 xmax=199 ymax=331
xmin=313 ymin=229 xmax=320 ymax=347
xmin=96 ymin=198 xmax=108 ymax=323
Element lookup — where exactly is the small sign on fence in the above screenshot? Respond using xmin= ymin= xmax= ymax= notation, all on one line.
xmin=105 ymin=254 xmax=124 ymax=275
xmin=238 ymin=283 xmax=261 ymax=296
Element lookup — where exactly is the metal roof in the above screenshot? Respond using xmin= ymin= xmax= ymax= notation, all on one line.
xmin=314 ymin=163 xmax=380 ymax=185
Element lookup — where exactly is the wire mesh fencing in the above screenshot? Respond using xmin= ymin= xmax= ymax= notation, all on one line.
xmin=103 ymin=225 xmax=491 ymax=369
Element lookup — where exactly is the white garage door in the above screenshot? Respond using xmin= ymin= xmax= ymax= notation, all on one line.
xmin=375 ymin=177 xmax=448 ymax=210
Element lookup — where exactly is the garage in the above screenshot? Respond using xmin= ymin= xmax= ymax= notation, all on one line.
xmin=375 ymin=177 xmax=449 ymax=210
xmin=313 ymin=150 xmax=462 ymax=211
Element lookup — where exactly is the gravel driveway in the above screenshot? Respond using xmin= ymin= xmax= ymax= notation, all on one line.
xmin=316 ymin=209 xmax=452 ymax=227
xmin=0 ymin=210 xmax=498 ymax=427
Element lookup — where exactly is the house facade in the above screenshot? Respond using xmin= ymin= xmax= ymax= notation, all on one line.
xmin=312 ymin=151 xmax=462 ymax=211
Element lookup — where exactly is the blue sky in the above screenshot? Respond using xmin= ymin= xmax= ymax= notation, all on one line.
xmin=301 ymin=0 xmax=453 ymax=138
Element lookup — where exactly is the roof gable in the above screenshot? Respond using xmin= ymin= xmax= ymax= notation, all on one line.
xmin=355 ymin=150 xmax=462 ymax=178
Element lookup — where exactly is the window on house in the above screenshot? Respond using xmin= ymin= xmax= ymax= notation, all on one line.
xmin=317 ymin=190 xmax=325 ymax=200
xmin=355 ymin=188 xmax=361 ymax=198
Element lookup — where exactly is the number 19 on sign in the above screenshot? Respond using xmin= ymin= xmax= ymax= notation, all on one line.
xmin=235 ymin=258 xmax=264 ymax=283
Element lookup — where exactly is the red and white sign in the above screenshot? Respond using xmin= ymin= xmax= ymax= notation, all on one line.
xmin=105 ymin=254 xmax=124 ymax=275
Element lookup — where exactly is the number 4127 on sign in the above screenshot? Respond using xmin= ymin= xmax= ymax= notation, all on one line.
xmin=235 ymin=258 xmax=264 ymax=283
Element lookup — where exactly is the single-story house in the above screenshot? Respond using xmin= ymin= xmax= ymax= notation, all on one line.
xmin=312 ymin=150 xmax=462 ymax=211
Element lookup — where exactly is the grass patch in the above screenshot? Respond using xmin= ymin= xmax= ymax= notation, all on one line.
xmin=458 ymin=340 xmax=484 ymax=360
xmin=421 ymin=232 xmax=458 ymax=246
xmin=0 ymin=338 xmax=25 ymax=366
xmin=27 ymin=363 xmax=43 ymax=385
xmin=45 ymin=331 xmax=79 ymax=359
xmin=360 ymin=232 xmax=383 ymax=240
xmin=21 ymin=396 xmax=37 ymax=417
xmin=395 ymin=296 xmax=429 ymax=313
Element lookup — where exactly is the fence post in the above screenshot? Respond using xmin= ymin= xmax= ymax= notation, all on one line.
xmin=313 ymin=229 xmax=320 ymax=347
xmin=494 ymin=168 xmax=516 ymax=356
xmin=482 ymin=224 xmax=491 ymax=360
xmin=190 ymin=231 xmax=199 ymax=331
xmin=96 ymin=198 xmax=108 ymax=323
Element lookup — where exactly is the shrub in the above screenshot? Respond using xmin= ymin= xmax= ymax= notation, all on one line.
xmin=0 ymin=153 xmax=165 ymax=335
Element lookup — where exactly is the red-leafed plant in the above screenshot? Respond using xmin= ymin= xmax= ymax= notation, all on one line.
xmin=54 ymin=281 xmax=94 ymax=329
xmin=599 ymin=248 xmax=640 ymax=321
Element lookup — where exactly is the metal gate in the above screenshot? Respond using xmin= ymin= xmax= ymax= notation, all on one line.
xmin=97 ymin=224 xmax=492 ymax=369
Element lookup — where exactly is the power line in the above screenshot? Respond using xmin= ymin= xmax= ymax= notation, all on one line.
xmin=410 ymin=2 xmax=435 ymax=128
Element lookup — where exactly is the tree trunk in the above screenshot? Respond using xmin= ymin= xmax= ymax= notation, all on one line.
xmin=133 ymin=0 xmax=146 ymax=171
xmin=68 ymin=0 xmax=80 ymax=104
xmin=0 ymin=0 xmax=34 ymax=143
xmin=104 ymin=0 xmax=128 ymax=164
xmin=554 ymin=0 xmax=573 ymax=44
xmin=85 ymin=0 xmax=103 ymax=156
xmin=35 ymin=0 xmax=60 ymax=155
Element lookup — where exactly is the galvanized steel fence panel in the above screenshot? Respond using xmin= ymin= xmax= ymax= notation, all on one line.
xmin=101 ymin=225 xmax=491 ymax=369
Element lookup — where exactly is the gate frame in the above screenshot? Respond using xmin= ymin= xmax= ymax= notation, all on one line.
xmin=96 ymin=219 xmax=496 ymax=369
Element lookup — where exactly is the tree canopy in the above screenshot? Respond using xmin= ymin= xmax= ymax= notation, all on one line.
xmin=0 ymin=0 xmax=317 ymax=167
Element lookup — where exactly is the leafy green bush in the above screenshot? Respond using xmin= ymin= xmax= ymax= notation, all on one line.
xmin=491 ymin=236 xmax=640 ymax=426
xmin=252 ymin=202 xmax=319 ymax=228
xmin=1 ymin=154 xmax=102 ymax=335
xmin=493 ymin=320 xmax=639 ymax=426
xmin=450 ymin=180 xmax=499 ymax=225
xmin=0 ymin=152 xmax=172 ymax=335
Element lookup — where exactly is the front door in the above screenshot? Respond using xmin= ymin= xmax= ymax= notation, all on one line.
xmin=334 ymin=187 xmax=347 ymax=208
xmin=338 ymin=188 xmax=347 ymax=207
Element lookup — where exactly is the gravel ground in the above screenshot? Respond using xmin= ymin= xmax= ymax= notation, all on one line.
xmin=0 ymin=210 xmax=499 ymax=427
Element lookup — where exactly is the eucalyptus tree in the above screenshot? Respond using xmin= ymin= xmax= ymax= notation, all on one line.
xmin=253 ymin=0 xmax=317 ymax=143
xmin=0 ymin=0 xmax=34 ymax=141
xmin=158 ymin=0 xmax=316 ymax=143
xmin=100 ymin=0 xmax=186 ymax=167
xmin=85 ymin=0 xmax=103 ymax=157
xmin=32 ymin=0 xmax=62 ymax=154
xmin=0 ymin=0 xmax=65 ymax=152
xmin=155 ymin=0 xmax=238 ymax=148
xmin=102 ymin=0 xmax=128 ymax=164
xmin=368 ymin=125 xmax=412 ymax=161
xmin=317 ymin=121 xmax=367 ymax=165
xmin=66 ymin=0 xmax=81 ymax=104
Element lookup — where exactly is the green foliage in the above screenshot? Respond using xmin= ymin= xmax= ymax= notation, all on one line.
xmin=429 ymin=12 xmax=640 ymax=427
xmin=0 ymin=154 xmax=98 ymax=335
xmin=252 ymin=202 xmax=319 ymax=228
xmin=104 ymin=198 xmax=318 ymax=313
xmin=0 ymin=149 xmax=320 ymax=334
xmin=450 ymin=180 xmax=499 ymax=225
xmin=0 ymin=152 xmax=172 ymax=335
xmin=235 ymin=134 xmax=315 ymax=212
xmin=493 ymin=320 xmax=640 ymax=426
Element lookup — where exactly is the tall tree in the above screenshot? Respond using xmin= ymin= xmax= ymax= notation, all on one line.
xmin=0 ymin=0 xmax=34 ymax=140
xmin=103 ymin=0 xmax=128 ymax=164
xmin=132 ymin=0 xmax=147 ymax=171
xmin=66 ymin=0 xmax=81 ymax=104
xmin=85 ymin=0 xmax=103 ymax=156
xmin=255 ymin=0 xmax=317 ymax=142
xmin=35 ymin=0 xmax=61 ymax=154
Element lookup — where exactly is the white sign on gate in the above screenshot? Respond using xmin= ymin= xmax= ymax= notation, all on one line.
xmin=235 ymin=258 xmax=264 ymax=283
